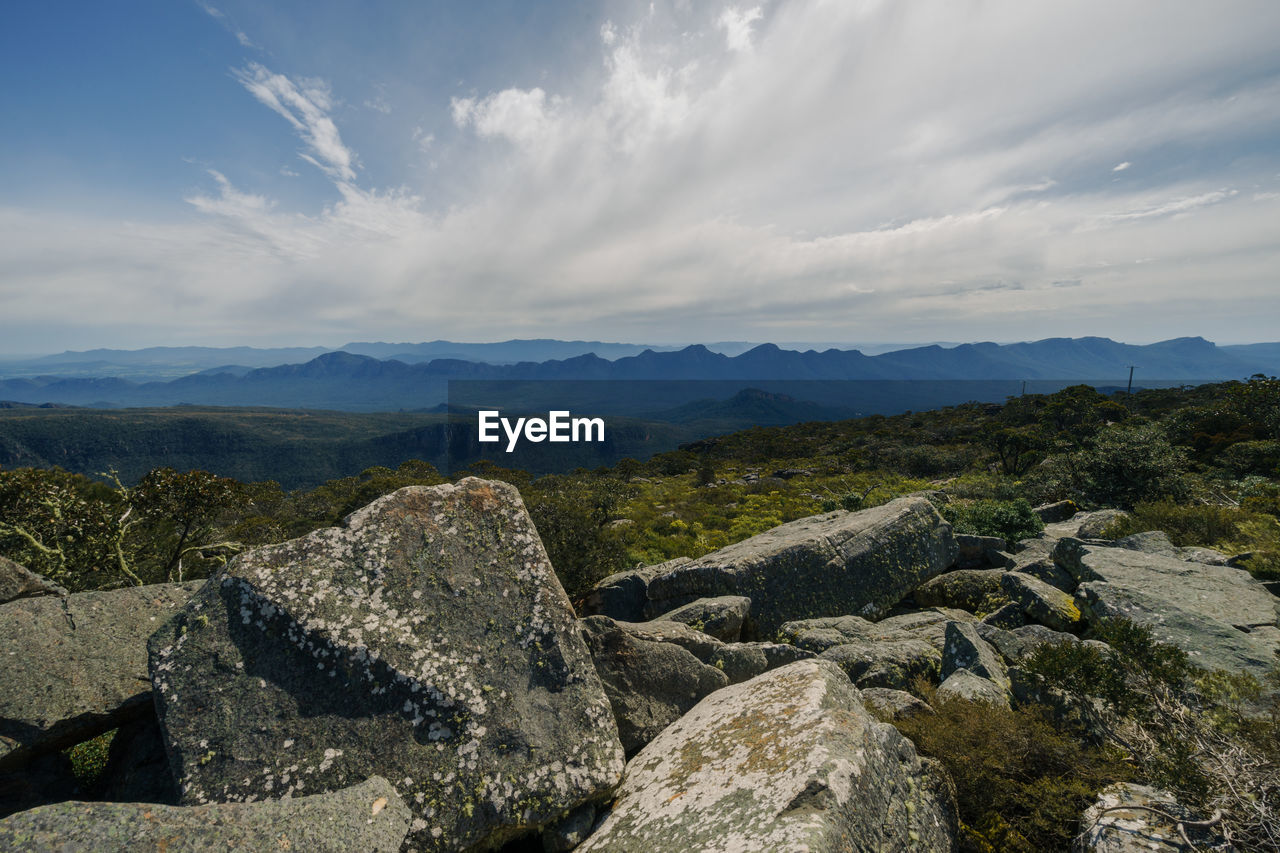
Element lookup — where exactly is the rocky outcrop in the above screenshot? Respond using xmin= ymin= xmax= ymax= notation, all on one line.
xmin=148 ymin=479 xmax=624 ymax=853
xmin=577 ymin=660 xmax=957 ymax=852
xmin=0 ymin=776 xmax=411 ymax=853
xmin=650 ymin=595 xmax=751 ymax=642
xmin=1074 ymin=782 xmax=1234 ymax=852
xmin=1056 ymin=539 xmax=1279 ymax=631
xmin=0 ymin=557 xmax=66 ymax=605
xmin=641 ymin=497 xmax=958 ymax=635
xmin=0 ymin=581 xmax=201 ymax=769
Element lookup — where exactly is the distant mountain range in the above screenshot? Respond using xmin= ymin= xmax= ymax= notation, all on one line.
xmin=0 ymin=336 xmax=1275 ymax=413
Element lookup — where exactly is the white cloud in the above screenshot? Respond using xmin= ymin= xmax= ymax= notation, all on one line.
xmin=1113 ymin=161 xmax=1131 ymax=172
xmin=717 ymin=6 xmax=763 ymax=52
xmin=232 ymin=63 xmax=358 ymax=183
xmin=5 ymin=0 xmax=1280 ymax=349
xmin=451 ymin=88 xmax=558 ymax=148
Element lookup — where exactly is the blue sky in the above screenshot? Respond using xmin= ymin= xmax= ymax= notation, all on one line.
xmin=2 ymin=1 xmax=1279 ymax=354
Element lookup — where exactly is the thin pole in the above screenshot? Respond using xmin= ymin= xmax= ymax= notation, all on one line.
xmin=1126 ymin=365 xmax=1136 ymax=395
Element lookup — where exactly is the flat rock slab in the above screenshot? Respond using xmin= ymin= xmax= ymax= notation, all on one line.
xmin=0 ymin=581 xmax=201 ymax=767
xmin=1076 ymin=582 xmax=1280 ymax=680
xmin=149 ymin=479 xmax=624 ymax=853
xmin=577 ymin=660 xmax=956 ymax=853
xmin=0 ymin=557 xmax=66 ymax=605
xmin=1074 ymin=782 xmax=1234 ymax=852
xmin=0 ymin=775 xmax=410 ymax=853
xmin=779 ymin=607 xmax=976 ymax=654
xmin=1056 ymin=539 xmax=1280 ymax=630
xmin=643 ymin=497 xmax=957 ymax=635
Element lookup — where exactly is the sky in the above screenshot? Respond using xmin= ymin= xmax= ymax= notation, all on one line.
xmin=2 ymin=0 xmax=1279 ymax=355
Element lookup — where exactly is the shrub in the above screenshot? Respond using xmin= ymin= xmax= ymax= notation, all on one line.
xmin=1098 ymin=499 xmax=1249 ymax=549
xmin=1025 ymin=423 xmax=1192 ymax=509
xmin=941 ymin=498 xmax=1044 ymax=546
xmin=894 ymin=682 xmax=1131 ymax=853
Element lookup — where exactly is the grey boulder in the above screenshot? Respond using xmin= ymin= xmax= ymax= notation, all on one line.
xmin=1055 ymin=538 xmax=1279 ymax=631
xmin=650 ymin=595 xmax=751 ymax=642
xmin=0 ymin=775 xmax=410 ymax=853
xmin=577 ymin=660 xmax=956 ymax=852
xmin=913 ymin=569 xmax=1005 ymax=612
xmin=579 ymin=616 xmax=729 ymax=755
xmin=581 ymin=558 xmax=692 ymax=623
xmin=642 ymin=497 xmax=957 ymax=635
xmin=148 ymin=479 xmax=624 ymax=853
xmin=0 ymin=581 xmax=201 ymax=768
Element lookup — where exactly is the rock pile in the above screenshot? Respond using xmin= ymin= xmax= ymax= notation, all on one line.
xmin=0 ymin=488 xmax=1274 ymax=851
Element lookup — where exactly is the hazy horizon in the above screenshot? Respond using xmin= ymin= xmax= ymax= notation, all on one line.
xmin=3 ymin=1 xmax=1278 ymax=352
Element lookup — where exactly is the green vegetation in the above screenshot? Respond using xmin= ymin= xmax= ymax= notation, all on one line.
xmin=895 ymin=684 xmax=1131 ymax=853
xmin=4 ymin=378 xmax=1280 ymax=596
xmin=941 ymin=498 xmax=1044 ymax=547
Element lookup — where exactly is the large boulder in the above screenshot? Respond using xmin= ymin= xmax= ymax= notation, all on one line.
xmin=579 ymin=616 xmax=729 ymax=754
xmin=0 ymin=581 xmax=201 ymax=769
xmin=148 ymin=479 xmax=624 ymax=853
xmin=0 ymin=557 xmax=66 ymax=605
xmin=641 ymin=497 xmax=958 ymax=635
xmin=1073 ymin=782 xmax=1234 ymax=852
xmin=936 ymin=669 xmax=1010 ymax=708
xmin=1055 ymin=539 xmax=1280 ymax=631
xmin=778 ymin=607 xmax=976 ymax=654
xmin=819 ymin=638 xmax=941 ymax=690
xmin=577 ymin=660 xmax=956 ymax=852
xmin=0 ymin=775 xmax=411 ymax=853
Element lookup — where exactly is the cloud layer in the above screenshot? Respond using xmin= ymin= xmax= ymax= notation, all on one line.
xmin=2 ymin=0 xmax=1279 ymax=351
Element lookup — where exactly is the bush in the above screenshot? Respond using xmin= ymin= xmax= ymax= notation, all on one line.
xmin=1098 ymin=499 xmax=1249 ymax=549
xmin=894 ymin=682 xmax=1131 ymax=853
xmin=941 ymin=498 xmax=1044 ymax=546
xmin=1025 ymin=423 xmax=1192 ymax=509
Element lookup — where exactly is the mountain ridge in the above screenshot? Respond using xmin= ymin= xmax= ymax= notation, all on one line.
xmin=0 ymin=336 xmax=1274 ymax=411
